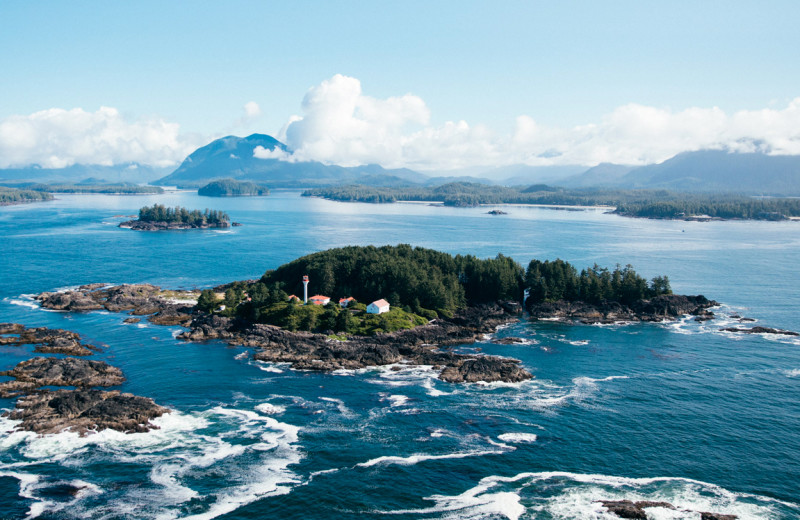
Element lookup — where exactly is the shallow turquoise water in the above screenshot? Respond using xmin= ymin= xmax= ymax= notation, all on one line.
xmin=1 ymin=191 xmax=799 ymax=519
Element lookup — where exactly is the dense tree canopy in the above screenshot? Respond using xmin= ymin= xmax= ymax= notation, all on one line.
xmin=525 ymin=259 xmax=671 ymax=305
xmin=303 ymin=183 xmax=800 ymax=220
xmin=198 ymin=179 xmax=269 ymax=197
xmin=137 ymin=204 xmax=229 ymax=225
xmin=195 ymin=245 xmax=674 ymax=335
xmin=0 ymin=187 xmax=53 ymax=205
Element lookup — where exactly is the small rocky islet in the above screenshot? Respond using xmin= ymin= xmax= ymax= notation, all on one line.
xmin=118 ymin=203 xmax=240 ymax=230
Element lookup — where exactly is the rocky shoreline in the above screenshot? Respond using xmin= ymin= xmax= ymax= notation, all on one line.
xmin=118 ymin=219 xmax=241 ymax=230
xmin=526 ymin=294 xmax=718 ymax=324
xmin=178 ymin=302 xmax=531 ymax=383
xmin=34 ymin=283 xmax=533 ymax=384
xmin=0 ymin=322 xmax=169 ymax=435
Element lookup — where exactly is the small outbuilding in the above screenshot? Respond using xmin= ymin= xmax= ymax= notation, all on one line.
xmin=309 ymin=295 xmax=331 ymax=306
xmin=367 ymin=299 xmax=390 ymax=314
xmin=339 ymin=297 xmax=355 ymax=308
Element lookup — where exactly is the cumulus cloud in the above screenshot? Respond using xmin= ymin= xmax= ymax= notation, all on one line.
xmin=243 ymin=101 xmax=261 ymax=119
xmin=0 ymin=107 xmax=198 ymax=168
xmin=282 ymin=74 xmax=430 ymax=166
xmin=273 ymin=75 xmax=800 ymax=170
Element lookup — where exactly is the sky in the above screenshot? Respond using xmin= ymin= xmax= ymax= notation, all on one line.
xmin=1 ymin=1 xmax=799 ymax=171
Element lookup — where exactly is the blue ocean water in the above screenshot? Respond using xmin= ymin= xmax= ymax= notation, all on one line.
xmin=1 ymin=191 xmax=799 ymax=519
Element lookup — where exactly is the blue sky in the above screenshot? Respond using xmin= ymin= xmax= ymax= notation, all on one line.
xmin=1 ymin=1 xmax=799 ymax=170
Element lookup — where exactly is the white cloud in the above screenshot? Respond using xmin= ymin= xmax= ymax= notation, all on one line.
xmin=0 ymin=106 xmax=199 ymax=168
xmin=275 ymin=75 xmax=800 ymax=170
xmin=282 ymin=74 xmax=430 ymax=166
xmin=243 ymin=101 xmax=261 ymax=119
xmin=253 ymin=145 xmax=294 ymax=161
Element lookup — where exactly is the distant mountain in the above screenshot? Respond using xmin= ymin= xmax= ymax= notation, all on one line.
xmin=154 ymin=134 xmax=430 ymax=188
xmin=493 ymin=165 xmax=587 ymax=186
xmin=618 ymin=150 xmax=800 ymax=194
xmin=560 ymin=163 xmax=637 ymax=188
xmin=0 ymin=163 xmax=171 ymax=184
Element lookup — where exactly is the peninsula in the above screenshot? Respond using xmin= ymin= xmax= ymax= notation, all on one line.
xmin=119 ymin=203 xmax=238 ymax=230
xmin=32 ymin=245 xmax=724 ymax=385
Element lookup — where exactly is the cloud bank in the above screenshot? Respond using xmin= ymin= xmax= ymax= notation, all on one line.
xmin=0 ymin=107 xmax=198 ymax=169
xmin=278 ymin=75 xmax=800 ymax=170
xmin=2 ymin=76 xmax=799 ymax=171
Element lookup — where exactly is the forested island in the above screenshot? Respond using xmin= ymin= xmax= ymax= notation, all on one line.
xmin=303 ymin=183 xmax=800 ymax=221
xmin=119 ymin=204 xmax=236 ymax=230
xmin=0 ymin=186 xmax=54 ymax=205
xmin=198 ymin=178 xmax=269 ymax=197
xmin=1 ymin=182 xmax=163 ymax=194
xmin=33 ymin=245 xmax=719 ymax=383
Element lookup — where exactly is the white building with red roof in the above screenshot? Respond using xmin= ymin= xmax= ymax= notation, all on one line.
xmin=367 ymin=299 xmax=390 ymax=314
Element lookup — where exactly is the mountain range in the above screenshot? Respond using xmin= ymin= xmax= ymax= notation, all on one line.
xmin=2 ymin=134 xmax=799 ymax=194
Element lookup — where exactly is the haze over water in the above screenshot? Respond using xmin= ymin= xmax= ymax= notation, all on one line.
xmin=1 ymin=191 xmax=799 ymax=519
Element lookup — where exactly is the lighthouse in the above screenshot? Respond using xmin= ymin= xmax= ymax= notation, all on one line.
xmin=302 ymin=275 xmax=309 ymax=303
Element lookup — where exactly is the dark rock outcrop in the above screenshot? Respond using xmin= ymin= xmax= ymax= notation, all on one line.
xmin=0 ymin=357 xmax=125 ymax=392
xmin=598 ymin=500 xmax=737 ymax=520
xmin=527 ymin=294 xmax=718 ymax=324
xmin=4 ymin=389 xmax=168 ymax=435
xmin=0 ymin=324 xmax=98 ymax=356
xmin=720 ymin=326 xmax=798 ymax=336
xmin=35 ymin=285 xmax=195 ymax=322
xmin=1 ymin=321 xmax=170 ymax=435
xmin=492 ymin=337 xmax=526 ymax=345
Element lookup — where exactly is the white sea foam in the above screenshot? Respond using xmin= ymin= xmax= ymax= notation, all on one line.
xmin=785 ymin=369 xmax=800 ymax=378
xmin=319 ymin=397 xmax=356 ymax=418
xmin=0 ymin=406 xmax=304 ymax=520
xmin=497 ymin=433 xmax=538 ymax=443
xmin=383 ymin=471 xmax=796 ymax=520
xmin=565 ymin=339 xmax=590 ymax=346
xmin=386 ymin=394 xmax=409 ymax=407
xmin=356 ymin=449 xmax=505 ymax=468
xmin=254 ymin=361 xmax=285 ymax=373
xmin=5 ymin=297 xmax=40 ymax=310
xmin=255 ymin=402 xmax=286 ymax=415
xmin=234 ymin=351 xmax=248 ymax=360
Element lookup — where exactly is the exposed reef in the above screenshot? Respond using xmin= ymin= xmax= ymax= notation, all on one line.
xmin=0 ymin=321 xmax=169 ymax=434
xmin=526 ymin=294 xmax=718 ymax=324
xmin=0 ymin=323 xmax=99 ymax=355
xmin=720 ymin=326 xmax=799 ymax=336
xmin=598 ymin=500 xmax=737 ymax=520
xmin=36 ymin=284 xmax=194 ymax=326
xmin=5 ymin=389 xmax=169 ymax=435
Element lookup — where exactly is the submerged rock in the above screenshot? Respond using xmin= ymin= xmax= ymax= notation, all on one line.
xmin=4 ymin=389 xmax=169 ymax=435
xmin=720 ymin=326 xmax=799 ymax=336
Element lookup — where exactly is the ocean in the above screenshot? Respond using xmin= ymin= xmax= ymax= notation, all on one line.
xmin=1 ymin=191 xmax=799 ymax=519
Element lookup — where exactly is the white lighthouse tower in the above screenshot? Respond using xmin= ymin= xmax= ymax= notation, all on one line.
xmin=302 ymin=275 xmax=309 ymax=303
